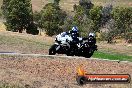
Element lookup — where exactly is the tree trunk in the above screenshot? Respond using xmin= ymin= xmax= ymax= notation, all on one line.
xmin=18 ymin=29 xmax=23 ymax=33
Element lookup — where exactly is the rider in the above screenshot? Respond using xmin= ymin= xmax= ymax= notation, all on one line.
xmin=69 ymin=26 xmax=79 ymax=36
xmin=56 ymin=26 xmax=80 ymax=45
xmin=55 ymin=32 xmax=70 ymax=43
xmin=88 ymin=32 xmax=96 ymax=46
xmin=68 ymin=26 xmax=80 ymax=44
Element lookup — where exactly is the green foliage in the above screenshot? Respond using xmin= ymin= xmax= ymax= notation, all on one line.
xmin=1 ymin=0 xmax=10 ymax=18
xmin=0 ymin=10 xmax=2 ymax=17
xmin=101 ymin=4 xmax=113 ymax=26
xmin=26 ymin=22 xmax=39 ymax=35
xmin=33 ymin=11 xmax=43 ymax=28
xmin=106 ymin=30 xmax=117 ymax=43
xmin=89 ymin=6 xmax=102 ymax=32
xmin=38 ymin=3 xmax=67 ymax=36
xmin=65 ymin=1 xmax=94 ymax=37
xmin=72 ymin=1 xmax=131 ymax=42
xmin=73 ymin=5 xmax=94 ymax=36
xmin=79 ymin=0 xmax=94 ymax=14
xmin=111 ymin=7 xmax=132 ymax=40
xmin=62 ymin=16 xmax=74 ymax=31
xmin=54 ymin=0 xmax=60 ymax=5
xmin=64 ymin=5 xmax=89 ymax=37
xmin=73 ymin=5 xmax=85 ymax=26
xmin=93 ymin=51 xmax=132 ymax=62
xmin=2 ymin=0 xmax=38 ymax=34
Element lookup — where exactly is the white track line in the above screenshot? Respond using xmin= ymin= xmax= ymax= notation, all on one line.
xmin=0 ymin=53 xmax=131 ymax=63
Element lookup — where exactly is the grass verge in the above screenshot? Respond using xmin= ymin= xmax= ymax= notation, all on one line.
xmin=0 ymin=33 xmax=51 ymax=54
xmin=93 ymin=51 xmax=132 ymax=62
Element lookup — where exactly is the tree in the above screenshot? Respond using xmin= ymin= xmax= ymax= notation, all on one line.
xmin=62 ymin=15 xmax=74 ymax=31
xmin=54 ymin=0 xmax=60 ymax=5
xmin=73 ymin=0 xmax=94 ymax=18
xmin=112 ymin=7 xmax=132 ymax=40
xmin=39 ymin=3 xmax=67 ymax=36
xmin=1 ymin=0 xmax=10 ymax=18
xmin=73 ymin=5 xmax=85 ymax=26
xmin=69 ymin=0 xmax=96 ymax=37
xmin=33 ymin=11 xmax=43 ymax=29
xmin=89 ymin=6 xmax=102 ymax=32
xmin=79 ymin=0 xmax=94 ymax=15
xmin=101 ymin=7 xmax=132 ymax=43
xmin=79 ymin=0 xmax=93 ymax=9
xmin=2 ymin=0 xmax=38 ymax=34
xmin=101 ymin=4 xmax=113 ymax=27
xmin=0 ymin=11 xmax=2 ymax=18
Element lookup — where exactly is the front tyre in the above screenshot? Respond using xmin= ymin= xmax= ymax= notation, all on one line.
xmin=49 ymin=44 xmax=57 ymax=55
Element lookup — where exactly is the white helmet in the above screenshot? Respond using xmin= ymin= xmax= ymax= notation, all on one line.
xmin=72 ymin=26 xmax=78 ymax=32
xmin=89 ymin=33 xmax=95 ymax=37
xmin=61 ymin=32 xmax=67 ymax=37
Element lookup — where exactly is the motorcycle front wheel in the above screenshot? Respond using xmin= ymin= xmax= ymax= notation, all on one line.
xmin=49 ymin=44 xmax=57 ymax=55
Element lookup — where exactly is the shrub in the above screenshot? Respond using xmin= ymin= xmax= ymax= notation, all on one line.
xmin=1 ymin=0 xmax=38 ymax=34
xmin=111 ymin=7 xmax=132 ymax=40
xmin=89 ymin=6 xmax=102 ymax=32
xmin=39 ymin=3 xmax=67 ymax=36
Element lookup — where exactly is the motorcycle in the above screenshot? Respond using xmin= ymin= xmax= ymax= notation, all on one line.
xmin=49 ymin=33 xmax=73 ymax=55
xmin=49 ymin=33 xmax=97 ymax=58
xmin=76 ymin=36 xmax=98 ymax=58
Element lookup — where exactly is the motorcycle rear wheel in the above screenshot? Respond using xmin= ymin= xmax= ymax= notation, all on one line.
xmin=85 ymin=53 xmax=93 ymax=58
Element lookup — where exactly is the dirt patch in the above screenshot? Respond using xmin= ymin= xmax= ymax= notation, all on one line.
xmin=0 ymin=22 xmax=6 ymax=31
xmin=0 ymin=55 xmax=131 ymax=88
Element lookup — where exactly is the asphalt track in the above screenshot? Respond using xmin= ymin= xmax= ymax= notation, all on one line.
xmin=0 ymin=52 xmax=131 ymax=63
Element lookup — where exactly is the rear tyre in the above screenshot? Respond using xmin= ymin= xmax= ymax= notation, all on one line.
xmin=49 ymin=44 xmax=57 ymax=55
xmin=84 ymin=49 xmax=94 ymax=58
xmin=85 ymin=53 xmax=93 ymax=58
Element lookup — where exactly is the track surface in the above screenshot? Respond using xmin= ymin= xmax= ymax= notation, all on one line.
xmin=0 ymin=52 xmax=132 ymax=88
xmin=0 ymin=53 xmax=132 ymax=88
xmin=0 ymin=52 xmax=130 ymax=63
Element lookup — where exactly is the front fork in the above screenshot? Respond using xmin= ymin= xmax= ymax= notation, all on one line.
xmin=55 ymin=45 xmax=60 ymax=51
xmin=54 ymin=43 xmax=60 ymax=51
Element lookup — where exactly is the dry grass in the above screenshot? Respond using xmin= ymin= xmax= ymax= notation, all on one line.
xmin=31 ymin=0 xmax=132 ymax=12
xmin=0 ymin=22 xmax=6 ymax=31
xmin=97 ymin=42 xmax=132 ymax=56
xmin=0 ymin=0 xmax=2 ymax=6
xmin=0 ymin=31 xmax=131 ymax=56
xmin=0 ymin=0 xmax=131 ymax=12
xmin=0 ymin=31 xmax=54 ymax=54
